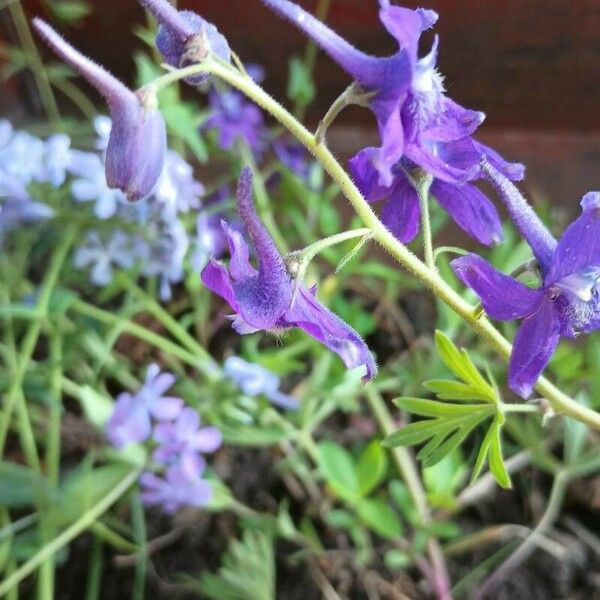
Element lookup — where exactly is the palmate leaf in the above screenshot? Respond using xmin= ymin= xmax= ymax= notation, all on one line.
xmin=196 ymin=529 xmax=275 ymax=600
xmin=383 ymin=332 xmax=512 ymax=488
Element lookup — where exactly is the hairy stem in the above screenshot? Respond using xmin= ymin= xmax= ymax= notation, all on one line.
xmin=189 ymin=57 xmax=600 ymax=431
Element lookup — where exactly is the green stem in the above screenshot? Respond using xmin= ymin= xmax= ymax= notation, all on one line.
xmin=295 ymin=228 xmax=372 ymax=263
xmin=413 ymin=172 xmax=435 ymax=270
xmin=8 ymin=0 xmax=61 ymax=125
xmin=0 ymin=225 xmax=77 ymax=458
xmin=70 ymin=299 xmax=214 ymax=376
xmin=0 ymin=468 xmax=141 ymax=598
xmin=116 ymin=276 xmax=220 ymax=381
xmin=185 ymin=58 xmax=600 ymax=431
xmin=37 ymin=331 xmax=63 ymax=600
xmin=365 ymin=387 xmax=451 ymax=600
xmin=475 ymin=470 xmax=569 ymax=599
xmin=502 ymin=404 xmax=540 ymax=414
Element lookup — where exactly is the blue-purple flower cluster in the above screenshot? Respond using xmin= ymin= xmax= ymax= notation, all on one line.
xmin=0 ymin=117 xmax=229 ymax=301
xmin=106 ymin=364 xmax=222 ymax=513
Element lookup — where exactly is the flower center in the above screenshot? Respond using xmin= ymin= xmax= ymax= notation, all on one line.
xmin=555 ymin=267 xmax=600 ymax=302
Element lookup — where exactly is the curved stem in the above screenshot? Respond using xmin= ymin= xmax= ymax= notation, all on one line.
xmin=365 ymin=387 xmax=451 ymax=600
xmin=189 ymin=59 xmax=600 ymax=431
xmin=0 ymin=467 xmax=141 ymax=598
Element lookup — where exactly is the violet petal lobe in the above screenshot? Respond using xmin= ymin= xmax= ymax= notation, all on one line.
xmin=432 ymin=180 xmax=503 ymax=247
xmin=545 ymin=192 xmax=600 ymax=285
xmin=284 ymin=287 xmax=377 ymax=382
xmin=378 ymin=3 xmax=437 ymax=58
xmin=508 ymin=300 xmax=560 ymax=398
xmin=451 ymin=254 xmax=544 ymax=321
xmin=380 ymin=177 xmax=421 ymax=243
xmin=105 ymin=392 xmax=152 ymax=448
xmin=349 ymin=147 xmax=392 ymax=203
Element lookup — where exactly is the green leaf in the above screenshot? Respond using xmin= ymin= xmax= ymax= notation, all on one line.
xmin=196 ymin=530 xmax=275 ymax=600
xmin=471 ymin=429 xmax=492 ymax=483
xmin=162 ymin=103 xmax=209 ymax=163
xmin=384 ymin=549 xmax=412 ymax=570
xmin=48 ymin=0 xmax=92 ymax=23
xmin=355 ymin=441 xmax=387 ymax=496
xmin=394 ymin=397 xmax=492 ymax=417
xmin=317 ymin=441 xmax=359 ymax=500
xmin=434 ymin=331 xmax=496 ymax=402
xmin=325 ymin=509 xmax=356 ymax=530
xmin=383 ymin=418 xmax=458 ymax=448
xmin=488 ymin=422 xmax=511 ymax=489
xmin=355 ymin=497 xmax=404 ymax=539
xmin=424 ymin=380 xmax=490 ymax=402
xmin=48 ymin=462 xmax=132 ymax=527
xmin=0 ymin=462 xmax=55 ymax=508
xmin=419 ymin=413 xmax=488 ymax=467
xmin=286 ymin=56 xmax=315 ymax=107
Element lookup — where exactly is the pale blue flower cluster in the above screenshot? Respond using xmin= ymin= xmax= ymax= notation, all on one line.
xmin=0 ymin=117 xmax=229 ymax=300
xmin=106 ymin=363 xmax=222 ymax=514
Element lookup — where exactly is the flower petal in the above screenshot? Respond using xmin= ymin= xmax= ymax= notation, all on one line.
xmin=150 ymin=396 xmax=183 ymax=421
xmin=509 ymin=300 xmax=560 ymax=398
xmin=283 ymin=287 xmax=377 ymax=381
xmin=349 ymin=147 xmax=391 ymax=202
xmin=201 ymin=259 xmax=239 ymax=311
xmin=221 ymin=220 xmax=256 ymax=280
xmin=426 ymin=97 xmax=485 ymax=142
xmin=546 ymin=192 xmax=600 ymax=285
xmin=192 ymin=427 xmax=222 ymax=452
xmin=452 ymin=254 xmax=544 ymax=320
xmin=380 ymin=177 xmax=421 ymax=243
xmin=432 ymin=181 xmax=502 ymax=246
xmin=378 ymin=4 xmax=437 ymax=58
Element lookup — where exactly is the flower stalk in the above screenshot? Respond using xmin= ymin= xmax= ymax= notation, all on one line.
xmin=145 ymin=56 xmax=600 ymax=431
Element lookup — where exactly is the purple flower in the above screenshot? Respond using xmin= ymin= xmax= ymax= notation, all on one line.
xmin=224 ymin=356 xmax=299 ymax=410
xmin=0 ymin=176 xmax=53 ymax=241
xmin=0 ymin=126 xmax=45 ymax=184
xmin=69 ymin=150 xmax=127 ymax=219
xmin=140 ymin=0 xmax=230 ymax=86
xmin=192 ymin=212 xmax=228 ymax=271
xmin=204 ymin=89 xmax=265 ymax=152
xmin=152 ymin=407 xmax=222 ymax=465
xmin=33 ymin=19 xmax=166 ymax=201
xmin=452 ymin=187 xmax=600 ymax=398
xmin=153 ymin=150 xmax=204 ymax=220
xmin=139 ymin=454 xmax=213 ymax=513
xmin=261 ymin=0 xmax=523 ymax=245
xmin=201 ymin=168 xmax=377 ymax=381
xmin=350 ymin=142 xmax=505 ymax=245
xmin=106 ymin=364 xmax=183 ymax=448
xmin=273 ymin=136 xmax=316 ymax=186
xmin=140 ymin=217 xmax=189 ymax=301
xmin=39 ymin=134 xmax=72 ymax=187
xmin=74 ymin=230 xmax=144 ymax=286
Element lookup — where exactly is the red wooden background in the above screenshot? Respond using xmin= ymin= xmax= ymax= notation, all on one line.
xmin=1 ymin=1 xmax=599 ymax=206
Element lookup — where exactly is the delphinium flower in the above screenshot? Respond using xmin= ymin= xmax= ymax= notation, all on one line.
xmin=202 ymin=168 xmax=377 ymax=380
xmin=153 ymin=150 xmax=205 ymax=220
xmin=73 ymin=230 xmax=145 ymax=286
xmin=139 ymin=454 xmax=213 ymax=514
xmin=33 ymin=18 xmax=166 ymax=201
xmin=204 ymin=87 xmax=266 ymax=152
xmin=260 ymin=0 xmax=523 ymax=246
xmin=224 ymin=356 xmax=299 ymax=410
xmin=106 ymin=363 xmax=183 ymax=448
xmin=452 ymin=163 xmax=600 ymax=397
xmin=272 ymin=136 xmax=317 ymax=187
xmin=139 ymin=0 xmax=231 ymax=86
xmin=152 ymin=407 xmax=222 ymax=464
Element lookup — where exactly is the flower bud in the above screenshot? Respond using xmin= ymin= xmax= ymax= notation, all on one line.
xmin=140 ymin=0 xmax=231 ymax=86
xmin=33 ymin=18 xmax=166 ymax=201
